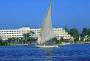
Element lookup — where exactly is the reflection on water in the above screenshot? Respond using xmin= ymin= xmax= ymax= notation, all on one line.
xmin=0 ymin=44 xmax=90 ymax=61
xmin=39 ymin=48 xmax=54 ymax=61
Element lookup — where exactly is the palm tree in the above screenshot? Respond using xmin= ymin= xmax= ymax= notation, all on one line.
xmin=23 ymin=31 xmax=35 ymax=44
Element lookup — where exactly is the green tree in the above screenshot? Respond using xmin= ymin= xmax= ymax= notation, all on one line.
xmin=0 ymin=38 xmax=8 ymax=46
xmin=87 ymin=29 xmax=90 ymax=36
xmin=64 ymin=25 xmax=69 ymax=32
xmin=7 ymin=37 xmax=17 ymax=45
xmin=81 ymin=28 xmax=88 ymax=37
xmin=70 ymin=28 xmax=79 ymax=41
xmin=80 ymin=28 xmax=90 ymax=42
xmin=23 ymin=31 xmax=35 ymax=44
xmin=0 ymin=41 xmax=8 ymax=46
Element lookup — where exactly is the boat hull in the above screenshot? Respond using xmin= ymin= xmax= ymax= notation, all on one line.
xmin=36 ymin=45 xmax=59 ymax=48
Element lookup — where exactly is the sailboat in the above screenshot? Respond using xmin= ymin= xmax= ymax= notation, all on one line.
xmin=36 ymin=0 xmax=58 ymax=48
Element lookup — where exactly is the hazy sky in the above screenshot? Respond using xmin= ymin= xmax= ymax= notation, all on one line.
xmin=0 ymin=0 xmax=90 ymax=31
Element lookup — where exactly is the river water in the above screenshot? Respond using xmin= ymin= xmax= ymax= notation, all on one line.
xmin=0 ymin=44 xmax=90 ymax=61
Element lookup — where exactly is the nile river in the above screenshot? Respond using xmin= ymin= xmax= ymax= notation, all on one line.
xmin=0 ymin=44 xmax=90 ymax=61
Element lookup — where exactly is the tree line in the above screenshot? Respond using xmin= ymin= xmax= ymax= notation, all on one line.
xmin=65 ymin=26 xmax=90 ymax=42
xmin=0 ymin=27 xmax=90 ymax=45
xmin=0 ymin=31 xmax=37 ymax=45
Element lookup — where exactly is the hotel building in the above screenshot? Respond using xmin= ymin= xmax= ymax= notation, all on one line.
xmin=0 ymin=27 xmax=73 ymax=40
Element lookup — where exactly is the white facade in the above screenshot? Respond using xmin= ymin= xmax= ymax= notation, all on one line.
xmin=0 ymin=27 xmax=73 ymax=40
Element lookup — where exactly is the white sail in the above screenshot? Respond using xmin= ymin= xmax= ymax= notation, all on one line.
xmin=40 ymin=0 xmax=55 ymax=44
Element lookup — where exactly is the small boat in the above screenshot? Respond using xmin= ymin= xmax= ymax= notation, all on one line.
xmin=36 ymin=0 xmax=58 ymax=48
xmin=36 ymin=45 xmax=58 ymax=48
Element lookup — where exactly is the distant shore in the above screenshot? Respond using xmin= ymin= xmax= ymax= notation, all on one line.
xmin=0 ymin=41 xmax=90 ymax=46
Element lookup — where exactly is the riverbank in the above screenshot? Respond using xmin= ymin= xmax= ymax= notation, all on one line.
xmin=0 ymin=41 xmax=90 ymax=46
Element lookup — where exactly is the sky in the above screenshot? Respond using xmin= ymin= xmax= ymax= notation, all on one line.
xmin=0 ymin=0 xmax=90 ymax=32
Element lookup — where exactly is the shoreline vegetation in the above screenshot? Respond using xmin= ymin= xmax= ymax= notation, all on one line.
xmin=0 ymin=27 xmax=90 ymax=46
